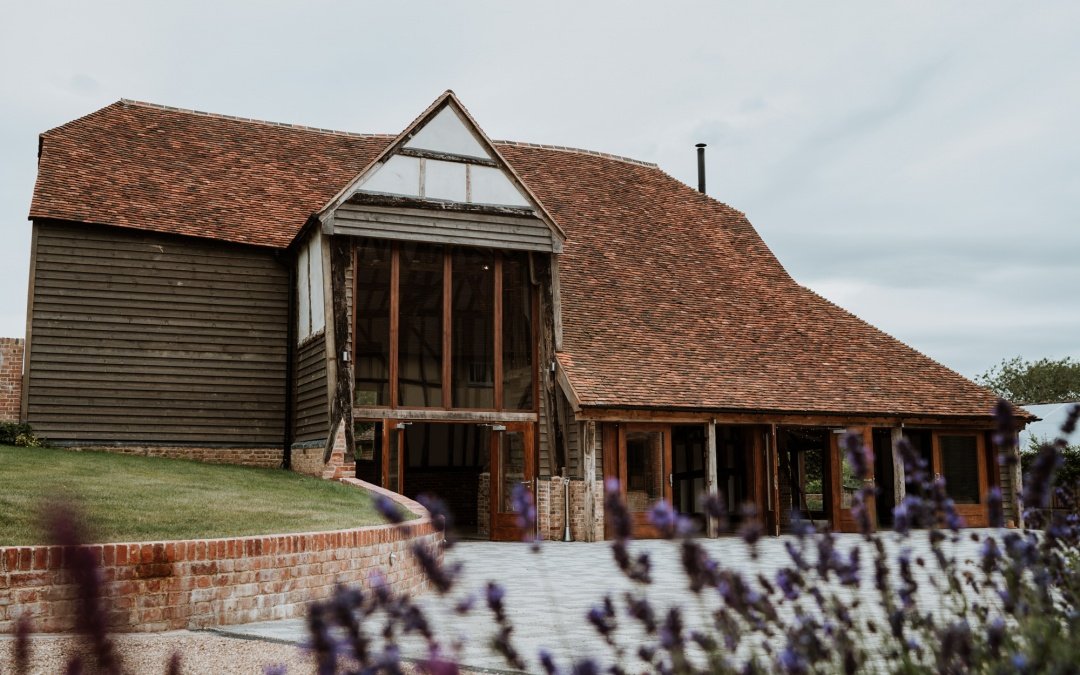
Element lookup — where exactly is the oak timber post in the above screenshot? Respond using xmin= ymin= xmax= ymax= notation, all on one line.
xmin=582 ymin=420 xmax=597 ymax=542
xmin=705 ymin=419 xmax=719 ymax=537
xmin=891 ymin=427 xmax=905 ymax=506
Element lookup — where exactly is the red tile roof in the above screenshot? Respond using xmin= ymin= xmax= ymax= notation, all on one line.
xmin=29 ymin=100 xmax=1005 ymax=419
xmin=30 ymin=100 xmax=391 ymax=248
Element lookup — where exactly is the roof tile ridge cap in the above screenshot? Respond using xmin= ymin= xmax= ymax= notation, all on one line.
xmin=796 ymin=284 xmax=994 ymax=395
xmin=118 ymin=98 xmax=396 ymax=139
xmin=492 ymin=139 xmax=659 ymax=168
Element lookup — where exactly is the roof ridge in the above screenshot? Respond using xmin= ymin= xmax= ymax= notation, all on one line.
xmin=492 ymin=139 xmax=659 ymax=168
xmin=119 ymin=99 xmax=657 ymax=167
xmin=119 ymin=99 xmax=396 ymax=139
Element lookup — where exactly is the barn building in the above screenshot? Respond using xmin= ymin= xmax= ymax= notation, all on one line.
xmin=21 ymin=91 xmax=1023 ymax=540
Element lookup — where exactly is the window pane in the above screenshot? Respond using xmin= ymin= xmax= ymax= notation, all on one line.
xmin=355 ymin=239 xmax=391 ymax=406
xmin=625 ymin=430 xmax=665 ymax=513
xmin=498 ymin=431 xmax=527 ymax=513
xmin=940 ymin=435 xmax=980 ymax=504
xmin=398 ymin=243 xmax=444 ymax=407
xmin=309 ymin=235 xmax=325 ymax=332
xmin=354 ymin=421 xmax=383 ymax=485
xmin=502 ymin=253 xmax=534 ymax=410
xmin=297 ymin=244 xmax=310 ymax=340
xmin=451 ymin=248 xmax=494 ymax=408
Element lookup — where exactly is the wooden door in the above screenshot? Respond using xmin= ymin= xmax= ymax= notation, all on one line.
xmin=381 ymin=420 xmax=407 ymax=493
xmin=833 ymin=427 xmax=877 ymax=533
xmin=489 ymin=422 xmax=536 ymax=541
xmin=618 ymin=424 xmax=673 ymax=538
xmin=931 ymin=431 xmax=989 ymax=527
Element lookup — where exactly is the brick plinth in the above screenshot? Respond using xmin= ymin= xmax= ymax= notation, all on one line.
xmin=60 ymin=445 xmax=282 ymax=468
xmin=290 ymin=423 xmax=355 ymax=479
xmin=0 ymin=338 xmax=24 ymax=423
xmin=0 ymin=480 xmax=439 ymax=633
xmin=535 ymin=477 xmax=603 ymax=542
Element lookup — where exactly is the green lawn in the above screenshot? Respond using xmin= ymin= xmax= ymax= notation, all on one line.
xmin=0 ymin=445 xmax=399 ymax=546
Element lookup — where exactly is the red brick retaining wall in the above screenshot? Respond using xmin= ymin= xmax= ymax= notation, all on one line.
xmin=0 ymin=480 xmax=439 ymax=633
xmin=0 ymin=338 xmax=23 ymax=422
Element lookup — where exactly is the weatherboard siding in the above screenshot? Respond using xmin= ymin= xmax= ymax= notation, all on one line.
xmin=333 ymin=203 xmax=555 ymax=252
xmin=26 ymin=221 xmax=289 ymax=445
xmin=294 ymin=332 xmax=329 ymax=443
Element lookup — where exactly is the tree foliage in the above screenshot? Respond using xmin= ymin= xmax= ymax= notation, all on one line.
xmin=977 ymin=355 xmax=1080 ymax=405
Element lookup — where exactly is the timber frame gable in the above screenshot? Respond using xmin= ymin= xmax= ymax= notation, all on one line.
xmin=317 ymin=91 xmax=565 ymax=254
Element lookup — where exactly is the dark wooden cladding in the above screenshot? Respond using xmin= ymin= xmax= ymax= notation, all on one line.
xmin=333 ymin=203 xmax=556 ymax=252
xmin=26 ymin=221 xmax=289 ymax=445
xmin=294 ymin=332 xmax=329 ymax=443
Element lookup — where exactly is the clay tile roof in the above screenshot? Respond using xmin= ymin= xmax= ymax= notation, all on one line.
xmin=30 ymin=100 xmax=392 ymax=248
xmin=29 ymin=100 xmax=1007 ymax=419
xmin=500 ymin=145 xmax=1005 ymax=419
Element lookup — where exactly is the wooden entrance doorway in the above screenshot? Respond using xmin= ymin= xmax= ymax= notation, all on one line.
xmin=380 ymin=420 xmax=536 ymax=541
xmin=489 ymin=422 xmax=535 ymax=541
xmin=903 ymin=429 xmax=990 ymax=528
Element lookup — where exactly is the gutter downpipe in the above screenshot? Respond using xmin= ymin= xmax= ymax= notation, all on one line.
xmin=282 ymin=253 xmax=297 ymax=470
xmin=563 ymin=476 xmax=572 ymax=542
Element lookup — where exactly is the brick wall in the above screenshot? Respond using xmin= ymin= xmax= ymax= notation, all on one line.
xmin=0 ymin=480 xmax=439 ymax=633
xmin=534 ymin=476 xmax=602 ymax=542
xmin=62 ymin=446 xmax=283 ymax=468
xmin=0 ymin=338 xmax=24 ymax=423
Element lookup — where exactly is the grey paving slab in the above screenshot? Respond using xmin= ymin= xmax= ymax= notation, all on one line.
xmin=218 ymin=531 xmax=995 ymax=673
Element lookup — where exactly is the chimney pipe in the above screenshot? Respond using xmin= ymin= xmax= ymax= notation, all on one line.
xmin=695 ymin=143 xmax=707 ymax=194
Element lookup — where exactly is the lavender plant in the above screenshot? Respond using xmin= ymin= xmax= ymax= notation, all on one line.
xmin=8 ymin=401 xmax=1079 ymax=674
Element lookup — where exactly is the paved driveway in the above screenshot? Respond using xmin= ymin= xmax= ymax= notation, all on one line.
xmin=220 ymin=532 xmax=990 ymax=673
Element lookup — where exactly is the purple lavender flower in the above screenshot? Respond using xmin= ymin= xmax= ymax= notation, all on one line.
xmin=702 ymin=492 xmax=730 ymax=531
xmin=625 ymin=592 xmax=658 ymax=633
xmin=454 ymin=593 xmax=476 ymax=615
xmin=680 ymin=539 xmax=716 ymax=593
xmin=659 ymin=606 xmax=684 ymax=651
xmin=993 ymin=398 xmax=1016 ymax=451
xmin=43 ymin=502 xmax=119 ymax=675
xmin=511 ymin=483 xmax=539 ymax=549
xmin=570 ymin=659 xmax=600 ymax=675
xmin=988 ymin=487 xmax=1004 ymax=528
xmin=538 ymin=649 xmax=560 ymax=675
xmin=604 ymin=478 xmax=632 ymax=541
xmin=417 ymin=493 xmax=457 ymax=548
xmin=775 ymin=568 xmax=801 ymax=600
xmin=841 ymin=430 xmax=872 ymax=480
xmin=374 ymin=493 xmax=406 ymax=524
xmin=14 ymin=613 xmax=31 ymax=675
xmin=647 ymin=500 xmax=694 ymax=539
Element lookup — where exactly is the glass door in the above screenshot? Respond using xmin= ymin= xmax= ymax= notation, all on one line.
xmin=932 ymin=431 xmax=988 ymax=527
xmin=619 ymin=424 xmax=673 ymax=538
xmin=382 ymin=420 xmax=406 ymax=494
xmin=489 ymin=422 xmax=535 ymax=541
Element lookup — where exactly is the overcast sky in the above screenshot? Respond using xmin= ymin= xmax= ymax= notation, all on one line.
xmin=1 ymin=1 xmax=1077 ymax=382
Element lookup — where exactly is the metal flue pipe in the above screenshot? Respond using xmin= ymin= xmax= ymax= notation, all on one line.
xmin=696 ymin=143 xmax=707 ymax=193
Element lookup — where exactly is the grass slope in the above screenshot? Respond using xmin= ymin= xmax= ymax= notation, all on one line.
xmin=0 ymin=445 xmax=395 ymax=546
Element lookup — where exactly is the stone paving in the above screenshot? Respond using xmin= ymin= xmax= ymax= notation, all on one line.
xmin=218 ymin=531 xmax=994 ymax=673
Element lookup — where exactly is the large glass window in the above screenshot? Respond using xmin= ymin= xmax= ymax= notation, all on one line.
xmin=398 ymin=243 xmax=444 ymax=407
xmin=354 ymin=240 xmax=391 ymax=406
xmin=452 ymin=248 xmax=495 ymax=408
xmin=502 ymin=253 xmax=534 ymax=410
xmin=353 ymin=240 xmax=535 ymax=411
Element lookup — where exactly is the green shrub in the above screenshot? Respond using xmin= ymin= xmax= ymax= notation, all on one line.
xmin=0 ymin=422 xmax=44 ymax=447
